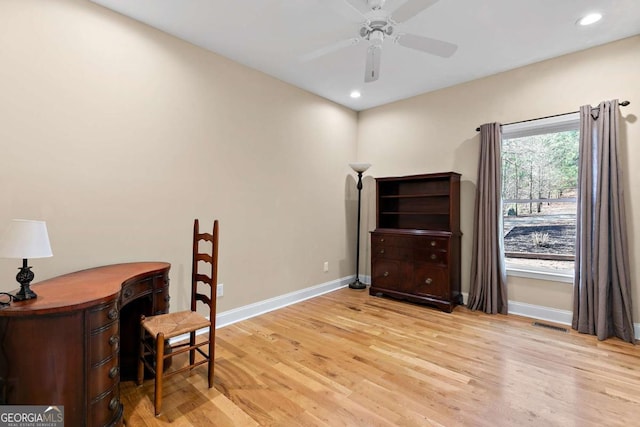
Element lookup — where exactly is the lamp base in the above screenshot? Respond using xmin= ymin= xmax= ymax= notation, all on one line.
xmin=14 ymin=265 xmax=37 ymax=301
xmin=348 ymin=278 xmax=367 ymax=290
xmin=13 ymin=287 xmax=37 ymax=301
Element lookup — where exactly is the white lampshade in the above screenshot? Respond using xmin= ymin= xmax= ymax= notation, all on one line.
xmin=349 ymin=162 xmax=371 ymax=173
xmin=0 ymin=219 xmax=53 ymax=259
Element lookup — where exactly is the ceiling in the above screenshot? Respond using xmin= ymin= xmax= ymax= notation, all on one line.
xmin=89 ymin=0 xmax=640 ymax=111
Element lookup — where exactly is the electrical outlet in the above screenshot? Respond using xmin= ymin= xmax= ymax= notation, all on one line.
xmin=217 ymin=283 xmax=223 ymax=297
xmin=323 ymin=261 xmax=329 ymax=272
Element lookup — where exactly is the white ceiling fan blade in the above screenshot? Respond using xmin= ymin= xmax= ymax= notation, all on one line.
xmin=322 ymin=0 xmax=367 ymax=22
xmin=391 ymin=0 xmax=439 ymax=23
xmin=396 ymin=33 xmax=457 ymax=57
xmin=300 ymin=38 xmax=360 ymax=62
xmin=364 ymin=45 xmax=381 ymax=83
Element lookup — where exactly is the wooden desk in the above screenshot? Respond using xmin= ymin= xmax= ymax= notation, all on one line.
xmin=0 ymin=262 xmax=171 ymax=427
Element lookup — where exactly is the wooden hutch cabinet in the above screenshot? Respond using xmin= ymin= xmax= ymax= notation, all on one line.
xmin=370 ymin=172 xmax=462 ymax=312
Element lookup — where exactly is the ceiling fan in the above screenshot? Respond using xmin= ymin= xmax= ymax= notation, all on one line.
xmin=302 ymin=0 xmax=457 ymax=83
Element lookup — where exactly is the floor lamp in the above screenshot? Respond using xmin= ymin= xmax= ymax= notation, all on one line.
xmin=349 ymin=162 xmax=371 ymax=290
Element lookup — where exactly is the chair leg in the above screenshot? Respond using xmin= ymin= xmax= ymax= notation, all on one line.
xmin=154 ymin=332 xmax=165 ymax=416
xmin=208 ymin=333 xmax=215 ymax=388
xmin=189 ymin=331 xmax=196 ymax=367
xmin=136 ymin=316 xmax=146 ymax=386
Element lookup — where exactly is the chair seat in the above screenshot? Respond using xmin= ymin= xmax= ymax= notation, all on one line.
xmin=142 ymin=310 xmax=211 ymax=340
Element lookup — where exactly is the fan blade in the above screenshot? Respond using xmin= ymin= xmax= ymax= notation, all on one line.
xmin=364 ymin=45 xmax=381 ymax=83
xmin=395 ymin=33 xmax=457 ymax=57
xmin=300 ymin=38 xmax=360 ymax=61
xmin=343 ymin=0 xmax=369 ymax=14
xmin=322 ymin=0 xmax=367 ymax=22
xmin=391 ymin=0 xmax=439 ymax=23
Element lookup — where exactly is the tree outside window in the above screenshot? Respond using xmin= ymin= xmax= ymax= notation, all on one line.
xmin=501 ymin=128 xmax=579 ymax=274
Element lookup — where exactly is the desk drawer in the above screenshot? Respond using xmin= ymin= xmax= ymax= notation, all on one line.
xmin=90 ymin=356 xmax=119 ymax=399
xmin=121 ymin=277 xmax=154 ymax=306
xmin=90 ymin=321 xmax=119 ymax=366
xmin=90 ymin=385 xmax=121 ymax=427
xmin=90 ymin=301 xmax=119 ymax=330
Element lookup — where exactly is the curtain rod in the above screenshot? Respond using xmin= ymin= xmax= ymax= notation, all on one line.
xmin=474 ymin=100 xmax=630 ymax=132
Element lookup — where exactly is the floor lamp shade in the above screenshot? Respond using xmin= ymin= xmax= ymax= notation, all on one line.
xmin=349 ymin=163 xmax=371 ymax=290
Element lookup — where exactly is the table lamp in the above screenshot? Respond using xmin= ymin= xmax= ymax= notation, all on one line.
xmin=0 ymin=219 xmax=53 ymax=301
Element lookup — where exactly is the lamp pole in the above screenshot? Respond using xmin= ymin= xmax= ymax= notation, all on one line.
xmin=349 ymin=163 xmax=371 ymax=290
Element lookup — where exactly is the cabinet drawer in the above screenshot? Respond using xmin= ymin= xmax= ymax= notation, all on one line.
xmin=415 ymin=248 xmax=449 ymax=265
xmin=90 ymin=355 xmax=120 ymax=399
xmin=416 ymin=237 xmax=449 ymax=251
xmin=371 ymin=233 xmax=412 ymax=247
xmin=90 ymin=301 xmax=119 ymax=330
xmin=372 ymin=260 xmax=413 ymax=292
xmin=90 ymin=321 xmax=120 ymax=366
xmin=372 ymin=243 xmax=413 ymax=261
xmin=413 ymin=265 xmax=449 ymax=298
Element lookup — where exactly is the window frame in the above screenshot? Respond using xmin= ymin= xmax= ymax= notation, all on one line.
xmin=501 ymin=112 xmax=580 ymax=284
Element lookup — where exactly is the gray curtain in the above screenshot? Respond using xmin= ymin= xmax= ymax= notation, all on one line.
xmin=573 ymin=100 xmax=635 ymax=343
xmin=468 ymin=123 xmax=508 ymax=314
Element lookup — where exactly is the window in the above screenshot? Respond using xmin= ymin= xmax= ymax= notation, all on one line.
xmin=501 ymin=113 xmax=580 ymax=282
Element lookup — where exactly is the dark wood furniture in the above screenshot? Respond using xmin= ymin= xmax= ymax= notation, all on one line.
xmin=0 ymin=262 xmax=171 ymax=427
xmin=138 ymin=219 xmax=218 ymax=416
xmin=370 ymin=172 xmax=462 ymax=312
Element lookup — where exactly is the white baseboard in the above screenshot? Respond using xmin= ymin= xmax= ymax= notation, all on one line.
xmin=507 ymin=300 xmax=573 ymax=325
xmin=215 ymin=275 xmax=353 ymax=328
xmin=169 ymin=275 xmax=355 ymax=344
xmin=462 ymin=292 xmax=640 ymax=340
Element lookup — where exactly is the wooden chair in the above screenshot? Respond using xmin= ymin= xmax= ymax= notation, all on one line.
xmin=137 ymin=219 xmax=219 ymax=416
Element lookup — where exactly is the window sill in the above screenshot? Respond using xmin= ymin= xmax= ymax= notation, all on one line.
xmin=506 ymin=266 xmax=574 ymax=284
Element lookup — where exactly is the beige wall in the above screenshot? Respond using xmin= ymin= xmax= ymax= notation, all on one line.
xmin=0 ymin=0 xmax=358 ymax=312
xmin=358 ymin=35 xmax=640 ymax=318
xmin=2 ymin=0 xmax=639 ymax=321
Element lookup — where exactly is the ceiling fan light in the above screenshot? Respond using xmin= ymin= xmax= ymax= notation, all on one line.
xmin=577 ymin=12 xmax=602 ymax=26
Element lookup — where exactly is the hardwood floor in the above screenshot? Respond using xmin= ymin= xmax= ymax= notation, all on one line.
xmin=122 ymin=288 xmax=640 ymax=426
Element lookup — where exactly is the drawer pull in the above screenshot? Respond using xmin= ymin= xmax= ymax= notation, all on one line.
xmin=123 ymin=288 xmax=134 ymax=299
xmin=425 ymin=278 xmax=433 ymax=285
xmin=109 ymin=397 xmax=119 ymax=411
xmin=109 ymin=335 xmax=120 ymax=349
xmin=108 ymin=308 xmax=119 ymax=320
xmin=383 ymin=271 xmax=389 ymax=277
xmin=430 ymin=240 xmax=437 ymax=247
xmin=430 ymin=254 xmax=437 ymax=260
xmin=109 ymin=366 xmax=120 ymax=379
xmin=380 ymin=249 xmax=385 ymax=254
xmin=380 ymin=238 xmax=385 ymax=242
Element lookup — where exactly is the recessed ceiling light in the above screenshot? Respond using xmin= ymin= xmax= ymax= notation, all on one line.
xmin=350 ymin=90 xmax=361 ymax=99
xmin=577 ymin=12 xmax=602 ymax=26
